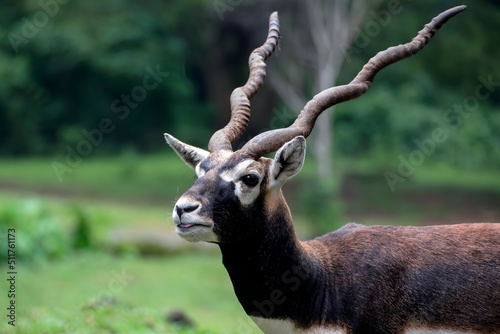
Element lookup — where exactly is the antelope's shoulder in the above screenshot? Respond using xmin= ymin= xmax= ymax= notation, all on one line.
xmin=305 ymin=222 xmax=500 ymax=263
xmin=313 ymin=222 xmax=500 ymax=244
xmin=307 ymin=222 xmax=389 ymax=248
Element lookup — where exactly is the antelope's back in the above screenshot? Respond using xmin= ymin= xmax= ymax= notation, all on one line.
xmin=309 ymin=223 xmax=500 ymax=332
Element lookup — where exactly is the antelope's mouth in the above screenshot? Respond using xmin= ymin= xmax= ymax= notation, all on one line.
xmin=174 ymin=220 xmax=218 ymax=243
xmin=177 ymin=223 xmax=196 ymax=229
xmin=176 ymin=221 xmax=213 ymax=230
xmin=177 ymin=223 xmax=210 ymax=229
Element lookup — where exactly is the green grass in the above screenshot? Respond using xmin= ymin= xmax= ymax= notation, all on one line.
xmin=0 ymin=194 xmax=260 ymax=333
xmin=0 ymin=153 xmax=194 ymax=203
xmin=0 ymin=252 xmax=260 ymax=334
xmin=0 ymin=194 xmax=260 ymax=334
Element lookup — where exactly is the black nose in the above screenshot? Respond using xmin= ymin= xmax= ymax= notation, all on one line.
xmin=175 ymin=204 xmax=199 ymax=218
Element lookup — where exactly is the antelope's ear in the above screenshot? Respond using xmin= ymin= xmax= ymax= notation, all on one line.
xmin=269 ymin=136 xmax=306 ymax=188
xmin=164 ymin=133 xmax=209 ymax=169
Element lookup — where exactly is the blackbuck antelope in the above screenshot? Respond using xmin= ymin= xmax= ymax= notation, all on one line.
xmin=164 ymin=6 xmax=500 ymax=334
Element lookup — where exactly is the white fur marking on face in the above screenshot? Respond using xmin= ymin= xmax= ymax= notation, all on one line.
xmin=172 ymin=197 xmax=218 ymax=243
xmin=250 ymin=317 xmax=345 ymax=334
xmin=220 ymin=160 xmax=254 ymax=183
xmin=220 ymin=160 xmax=261 ymax=206
xmin=235 ymin=172 xmax=261 ymax=206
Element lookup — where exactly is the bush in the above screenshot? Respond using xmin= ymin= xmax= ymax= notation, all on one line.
xmin=0 ymin=198 xmax=69 ymax=262
xmin=0 ymin=198 xmax=100 ymax=262
xmin=71 ymin=205 xmax=94 ymax=250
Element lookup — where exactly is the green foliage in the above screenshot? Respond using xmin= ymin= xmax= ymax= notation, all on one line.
xmin=0 ymin=198 xmax=69 ymax=261
xmin=71 ymin=205 xmax=93 ymax=250
xmin=0 ymin=0 xmax=216 ymax=156
xmin=334 ymin=82 xmax=500 ymax=170
xmin=0 ymin=198 xmax=101 ymax=261
xmin=332 ymin=0 xmax=500 ymax=170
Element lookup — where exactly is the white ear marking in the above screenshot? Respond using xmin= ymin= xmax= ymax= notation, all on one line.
xmin=270 ymin=136 xmax=306 ymax=188
xmin=164 ymin=133 xmax=210 ymax=169
xmin=195 ymin=163 xmax=206 ymax=178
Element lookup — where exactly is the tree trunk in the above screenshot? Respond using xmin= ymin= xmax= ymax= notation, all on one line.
xmin=313 ymin=110 xmax=334 ymax=180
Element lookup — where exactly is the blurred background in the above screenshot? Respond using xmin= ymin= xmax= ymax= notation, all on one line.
xmin=0 ymin=0 xmax=499 ymax=333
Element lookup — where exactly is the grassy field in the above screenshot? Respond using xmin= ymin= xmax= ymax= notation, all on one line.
xmin=0 ymin=252 xmax=258 ymax=334
xmin=0 ymin=192 xmax=260 ymax=334
xmin=0 ymin=154 xmax=499 ymax=333
xmin=0 ymin=154 xmax=195 ymax=204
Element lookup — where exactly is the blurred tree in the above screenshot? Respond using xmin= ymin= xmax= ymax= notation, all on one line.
xmin=334 ymin=0 xmax=500 ymax=171
xmin=0 ymin=0 xmax=216 ymax=155
xmin=269 ymin=0 xmax=367 ymax=181
xmin=0 ymin=0 xmax=498 ymax=175
xmin=263 ymin=0 xmax=370 ymax=234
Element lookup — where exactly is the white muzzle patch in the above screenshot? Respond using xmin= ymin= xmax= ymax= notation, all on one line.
xmin=172 ymin=197 xmax=218 ymax=243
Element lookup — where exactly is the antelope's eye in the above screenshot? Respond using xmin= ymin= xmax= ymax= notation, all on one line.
xmin=241 ymin=174 xmax=259 ymax=187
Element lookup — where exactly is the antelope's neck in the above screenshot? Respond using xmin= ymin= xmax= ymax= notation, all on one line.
xmin=218 ymin=213 xmax=331 ymax=328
